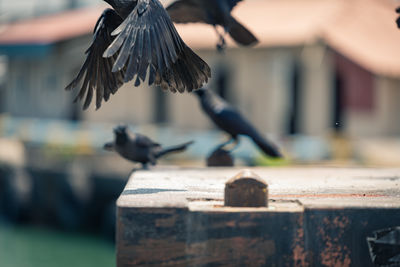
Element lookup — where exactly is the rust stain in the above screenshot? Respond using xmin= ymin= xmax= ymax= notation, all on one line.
xmin=237 ymin=221 xmax=260 ymax=227
xmin=331 ymin=216 xmax=350 ymax=229
xmin=225 ymin=220 xmax=236 ymax=228
xmin=119 ymin=238 xmax=187 ymax=266
xmin=318 ymin=216 xmax=351 ymax=267
xmin=155 ymin=214 xmax=178 ymax=227
xmin=186 ymin=237 xmax=275 ymax=266
xmin=320 ymin=242 xmax=351 ymax=267
xmin=270 ymin=193 xmax=385 ymax=198
xmin=293 ymin=214 xmax=310 ymax=267
xmin=206 ymin=213 xmax=268 ymax=229
xmin=293 ymin=244 xmax=309 ymax=267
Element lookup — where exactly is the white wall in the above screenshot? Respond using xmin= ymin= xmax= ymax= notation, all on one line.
xmin=300 ymin=43 xmax=334 ymax=136
xmin=346 ymin=76 xmax=400 ymax=137
xmin=165 ymin=47 xmax=295 ymax=136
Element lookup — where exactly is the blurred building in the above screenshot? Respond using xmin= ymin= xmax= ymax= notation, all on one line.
xmin=0 ymin=7 xmax=104 ymax=119
xmin=0 ymin=56 xmax=6 ymax=113
xmin=0 ymin=0 xmax=97 ymax=22
xmin=0 ymin=0 xmax=400 ymax=139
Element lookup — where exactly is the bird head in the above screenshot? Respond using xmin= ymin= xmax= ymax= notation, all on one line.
xmin=113 ymin=125 xmax=128 ymax=136
xmin=113 ymin=125 xmax=129 ymax=145
xmin=103 ymin=142 xmax=114 ymax=151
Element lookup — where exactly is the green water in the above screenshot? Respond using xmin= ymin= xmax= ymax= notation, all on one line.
xmin=0 ymin=224 xmax=115 ymax=267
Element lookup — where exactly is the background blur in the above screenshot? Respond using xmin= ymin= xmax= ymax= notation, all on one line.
xmin=0 ymin=0 xmax=400 ymax=266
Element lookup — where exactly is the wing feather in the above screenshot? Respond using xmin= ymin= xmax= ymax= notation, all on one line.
xmin=137 ymin=28 xmax=151 ymax=81
xmin=152 ymin=20 xmax=170 ymax=71
xmin=65 ymin=9 xmax=125 ymax=110
xmin=104 ymin=0 xmax=210 ymax=92
xmin=112 ymin=24 xmax=134 ymax=72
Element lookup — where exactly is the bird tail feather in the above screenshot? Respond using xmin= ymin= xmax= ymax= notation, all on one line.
xmin=159 ymin=44 xmax=211 ymax=93
xmin=251 ymin=134 xmax=282 ymax=158
xmin=228 ymin=17 xmax=258 ymax=46
xmin=156 ymin=141 xmax=194 ymax=158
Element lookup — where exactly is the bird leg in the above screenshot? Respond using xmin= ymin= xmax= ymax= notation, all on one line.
xmin=141 ymin=163 xmax=149 ymax=170
xmin=217 ymin=137 xmax=240 ymax=152
xmin=214 ymin=26 xmax=226 ymax=52
xmin=228 ymin=137 xmax=240 ymax=152
xmin=216 ymin=136 xmax=235 ymax=150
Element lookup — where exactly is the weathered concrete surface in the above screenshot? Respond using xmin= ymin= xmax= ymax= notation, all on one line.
xmin=117 ymin=167 xmax=400 ymax=266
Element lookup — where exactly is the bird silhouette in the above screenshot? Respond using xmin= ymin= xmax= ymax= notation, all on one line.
xmin=104 ymin=125 xmax=194 ymax=168
xmin=66 ymin=0 xmax=211 ymax=110
xmin=194 ymin=88 xmax=282 ymax=158
xmin=166 ymin=0 xmax=258 ymax=51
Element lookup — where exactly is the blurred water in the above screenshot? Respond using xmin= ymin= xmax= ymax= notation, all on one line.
xmin=0 ymin=223 xmax=115 ymax=267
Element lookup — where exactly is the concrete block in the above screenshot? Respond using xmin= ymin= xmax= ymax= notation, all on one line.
xmin=117 ymin=167 xmax=400 ymax=266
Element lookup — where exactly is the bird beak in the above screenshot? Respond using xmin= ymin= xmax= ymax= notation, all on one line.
xmin=103 ymin=142 xmax=114 ymax=151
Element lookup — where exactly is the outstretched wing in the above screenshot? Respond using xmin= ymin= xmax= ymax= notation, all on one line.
xmin=65 ymin=9 xmax=125 ymax=110
xmin=104 ymin=0 xmax=210 ymax=93
xmin=166 ymin=0 xmax=208 ymax=23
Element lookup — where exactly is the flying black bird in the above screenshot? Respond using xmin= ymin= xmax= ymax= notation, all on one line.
xmin=66 ymin=0 xmax=211 ymax=110
xmin=104 ymin=125 xmax=194 ymax=168
xmin=194 ymin=88 xmax=282 ymax=158
xmin=166 ymin=0 xmax=258 ymax=50
xmin=396 ymin=7 xmax=400 ymax=28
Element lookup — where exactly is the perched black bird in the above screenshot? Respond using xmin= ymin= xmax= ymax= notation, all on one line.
xmin=194 ymin=88 xmax=282 ymax=158
xmin=396 ymin=7 xmax=400 ymax=28
xmin=66 ymin=0 xmax=211 ymax=110
xmin=104 ymin=125 xmax=194 ymax=168
xmin=166 ymin=0 xmax=258 ymax=50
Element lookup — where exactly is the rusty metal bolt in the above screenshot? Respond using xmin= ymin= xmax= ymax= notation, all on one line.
xmin=224 ymin=169 xmax=268 ymax=207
